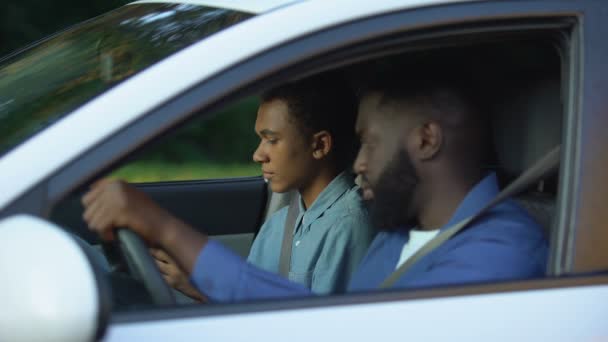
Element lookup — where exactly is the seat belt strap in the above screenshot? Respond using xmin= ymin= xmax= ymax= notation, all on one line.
xmin=278 ymin=195 xmax=300 ymax=277
xmin=379 ymin=145 xmax=561 ymax=289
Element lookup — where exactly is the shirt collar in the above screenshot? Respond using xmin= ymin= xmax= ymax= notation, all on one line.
xmin=439 ymin=172 xmax=500 ymax=231
xmin=296 ymin=171 xmax=355 ymax=229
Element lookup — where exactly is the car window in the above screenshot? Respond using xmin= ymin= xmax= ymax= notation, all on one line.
xmin=43 ymin=4 xmax=572 ymax=320
xmin=112 ymin=96 xmax=261 ymax=182
xmin=80 ymin=36 xmax=562 ymax=314
xmin=0 ymin=3 xmax=252 ymax=158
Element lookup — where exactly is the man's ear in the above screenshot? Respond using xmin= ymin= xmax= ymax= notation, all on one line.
xmin=410 ymin=121 xmax=442 ymax=161
xmin=311 ymin=130 xmax=332 ymax=160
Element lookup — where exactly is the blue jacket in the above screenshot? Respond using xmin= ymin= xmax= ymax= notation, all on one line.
xmin=349 ymin=173 xmax=547 ymax=291
xmin=191 ymin=173 xmax=548 ymax=302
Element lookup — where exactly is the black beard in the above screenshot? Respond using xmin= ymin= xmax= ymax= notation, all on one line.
xmin=367 ymin=149 xmax=419 ymax=231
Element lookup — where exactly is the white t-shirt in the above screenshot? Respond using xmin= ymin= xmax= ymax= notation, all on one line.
xmin=395 ymin=229 xmax=441 ymax=269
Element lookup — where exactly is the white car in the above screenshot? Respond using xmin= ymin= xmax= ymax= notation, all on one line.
xmin=0 ymin=0 xmax=607 ymax=341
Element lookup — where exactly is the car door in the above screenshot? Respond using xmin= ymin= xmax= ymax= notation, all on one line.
xmin=4 ymin=0 xmax=608 ymax=340
xmin=102 ymin=1 xmax=607 ymax=339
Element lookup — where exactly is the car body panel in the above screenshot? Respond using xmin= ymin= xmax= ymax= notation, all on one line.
xmin=567 ymin=5 xmax=608 ymax=274
xmin=105 ymin=283 xmax=608 ymax=340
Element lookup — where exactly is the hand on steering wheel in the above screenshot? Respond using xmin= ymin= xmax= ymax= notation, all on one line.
xmin=150 ymin=248 xmax=207 ymax=302
xmin=83 ymin=178 xmax=210 ymax=306
xmin=116 ymin=229 xmax=176 ymax=306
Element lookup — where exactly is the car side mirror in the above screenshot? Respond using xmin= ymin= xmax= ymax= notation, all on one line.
xmin=0 ymin=215 xmax=110 ymax=342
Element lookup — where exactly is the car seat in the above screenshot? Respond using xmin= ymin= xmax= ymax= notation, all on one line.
xmin=492 ymin=78 xmax=562 ymax=237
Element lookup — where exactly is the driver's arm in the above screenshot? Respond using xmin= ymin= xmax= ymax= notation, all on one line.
xmin=82 ymin=179 xmax=312 ymax=302
xmin=81 ymin=178 xmax=206 ymax=274
xmin=190 ymin=239 xmax=311 ymax=302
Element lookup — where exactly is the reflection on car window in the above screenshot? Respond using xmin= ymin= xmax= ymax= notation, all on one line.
xmin=0 ymin=4 xmax=252 ymax=157
xmin=112 ymin=97 xmax=261 ymax=182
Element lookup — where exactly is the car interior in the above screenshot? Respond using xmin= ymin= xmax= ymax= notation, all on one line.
xmin=48 ymin=30 xmax=564 ymax=311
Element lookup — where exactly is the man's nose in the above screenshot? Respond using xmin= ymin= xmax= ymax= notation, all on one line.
xmin=253 ymin=142 xmax=268 ymax=163
xmin=353 ymin=148 xmax=367 ymax=175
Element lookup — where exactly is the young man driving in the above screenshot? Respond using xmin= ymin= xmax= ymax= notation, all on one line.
xmin=84 ymin=74 xmax=374 ymax=299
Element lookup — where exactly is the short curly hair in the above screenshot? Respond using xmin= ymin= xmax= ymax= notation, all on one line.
xmin=261 ymin=73 xmax=359 ymax=170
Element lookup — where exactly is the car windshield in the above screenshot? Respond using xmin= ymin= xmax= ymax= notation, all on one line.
xmin=0 ymin=3 xmax=252 ymax=157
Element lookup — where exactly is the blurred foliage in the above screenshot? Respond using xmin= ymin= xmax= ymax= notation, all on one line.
xmin=112 ymin=161 xmax=261 ymax=183
xmin=1 ymin=1 xmax=260 ymax=181
xmin=112 ymin=96 xmax=262 ymax=181
xmin=0 ymin=3 xmax=252 ymax=157
xmin=0 ymin=0 xmax=130 ymax=57
xmin=137 ymin=97 xmax=261 ymax=164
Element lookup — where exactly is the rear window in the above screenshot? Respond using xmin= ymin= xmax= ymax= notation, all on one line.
xmin=0 ymin=3 xmax=252 ymax=157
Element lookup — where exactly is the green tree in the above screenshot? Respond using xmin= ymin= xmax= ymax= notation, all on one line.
xmin=1 ymin=0 xmax=129 ymax=57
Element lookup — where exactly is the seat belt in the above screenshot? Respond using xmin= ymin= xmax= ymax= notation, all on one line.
xmin=278 ymin=194 xmax=300 ymax=277
xmin=379 ymin=145 xmax=561 ymax=289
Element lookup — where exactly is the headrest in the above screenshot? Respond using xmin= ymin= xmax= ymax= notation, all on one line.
xmin=492 ymin=79 xmax=562 ymax=177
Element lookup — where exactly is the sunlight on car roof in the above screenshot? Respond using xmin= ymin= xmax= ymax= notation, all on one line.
xmin=129 ymin=0 xmax=302 ymax=14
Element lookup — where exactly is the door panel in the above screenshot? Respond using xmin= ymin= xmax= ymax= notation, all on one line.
xmin=107 ymin=282 xmax=608 ymax=340
xmin=50 ymin=176 xmax=267 ymax=256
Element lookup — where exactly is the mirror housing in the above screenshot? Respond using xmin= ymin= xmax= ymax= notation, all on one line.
xmin=0 ymin=215 xmax=110 ymax=342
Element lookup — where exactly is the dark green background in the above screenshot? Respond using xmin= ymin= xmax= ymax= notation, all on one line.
xmin=1 ymin=1 xmax=261 ymax=181
xmin=1 ymin=1 xmax=129 ymax=57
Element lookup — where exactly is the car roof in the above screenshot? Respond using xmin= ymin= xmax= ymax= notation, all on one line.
xmin=129 ymin=0 xmax=303 ymax=14
xmin=128 ymin=0 xmax=478 ymax=14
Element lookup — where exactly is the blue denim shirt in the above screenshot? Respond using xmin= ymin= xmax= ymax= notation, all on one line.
xmin=247 ymin=171 xmax=374 ymax=294
xmin=190 ymin=173 xmax=548 ymax=302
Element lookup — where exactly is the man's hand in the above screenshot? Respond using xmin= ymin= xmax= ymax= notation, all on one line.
xmin=151 ymin=248 xmax=207 ymax=302
xmin=82 ymin=179 xmax=172 ymax=245
xmin=82 ymin=178 xmax=210 ymax=275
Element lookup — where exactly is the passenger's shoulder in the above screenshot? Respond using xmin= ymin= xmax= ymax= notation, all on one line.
xmin=439 ymin=200 xmax=548 ymax=277
xmin=333 ymin=193 xmax=371 ymax=228
xmin=329 ymin=185 xmax=368 ymax=217
xmin=322 ymin=191 xmax=373 ymax=238
xmin=260 ymin=205 xmax=289 ymax=230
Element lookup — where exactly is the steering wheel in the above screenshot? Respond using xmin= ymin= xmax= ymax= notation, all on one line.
xmin=115 ymin=229 xmax=176 ymax=306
